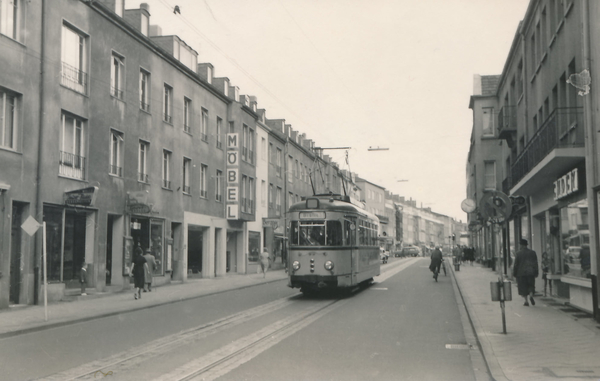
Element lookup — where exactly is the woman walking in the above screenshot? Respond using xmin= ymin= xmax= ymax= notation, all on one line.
xmin=130 ymin=246 xmax=148 ymax=300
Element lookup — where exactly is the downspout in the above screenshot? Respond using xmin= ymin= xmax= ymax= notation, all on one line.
xmin=581 ymin=0 xmax=599 ymax=321
xmin=34 ymin=0 xmax=47 ymax=305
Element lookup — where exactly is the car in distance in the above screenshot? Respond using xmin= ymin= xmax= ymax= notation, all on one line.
xmin=396 ymin=245 xmax=420 ymax=257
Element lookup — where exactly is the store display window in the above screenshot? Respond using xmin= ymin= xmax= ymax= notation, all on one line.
xmin=560 ymin=198 xmax=590 ymax=278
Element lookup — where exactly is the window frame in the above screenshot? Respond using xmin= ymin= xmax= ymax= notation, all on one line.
xmin=0 ymin=88 xmax=18 ymax=150
xmin=200 ymin=163 xmax=208 ymax=198
xmin=110 ymin=51 xmax=125 ymax=99
xmin=183 ymin=97 xmax=192 ymax=133
xmin=183 ymin=157 xmax=191 ymax=194
xmin=216 ymin=169 xmax=223 ymax=202
xmin=109 ymin=129 xmax=123 ymax=177
xmin=139 ymin=68 xmax=150 ymax=112
xmin=61 ymin=22 xmax=88 ymax=95
xmin=59 ymin=111 xmax=86 ymax=180
xmin=138 ymin=140 xmax=149 ymax=183
xmin=162 ymin=149 xmax=171 ymax=189
xmin=0 ymin=0 xmax=21 ymax=40
xmin=163 ymin=83 xmax=173 ymax=124
xmin=201 ymin=108 xmax=209 ymax=142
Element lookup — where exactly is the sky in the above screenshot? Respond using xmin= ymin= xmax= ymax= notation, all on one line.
xmin=127 ymin=0 xmax=530 ymax=221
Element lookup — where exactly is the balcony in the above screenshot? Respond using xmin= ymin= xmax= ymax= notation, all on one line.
xmin=510 ymin=107 xmax=585 ymax=194
xmin=61 ymin=62 xmax=88 ymax=95
xmin=59 ymin=151 xmax=86 ymax=180
xmin=498 ymin=105 xmax=517 ymax=141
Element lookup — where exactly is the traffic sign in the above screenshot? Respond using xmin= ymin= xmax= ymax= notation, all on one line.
xmin=481 ymin=191 xmax=512 ymax=223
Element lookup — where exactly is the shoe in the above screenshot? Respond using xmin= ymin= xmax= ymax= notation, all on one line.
xmin=530 ymin=296 xmax=535 ymax=306
xmin=81 ymin=293 xmax=87 ymax=296
xmin=523 ymin=301 xmax=529 ymax=306
xmin=134 ymin=293 xmax=138 ymax=300
xmin=143 ymin=289 xmax=147 ymax=292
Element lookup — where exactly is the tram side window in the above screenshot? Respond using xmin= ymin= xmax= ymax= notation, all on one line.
xmin=290 ymin=221 xmax=299 ymax=245
xmin=326 ymin=221 xmax=343 ymax=246
xmin=345 ymin=220 xmax=356 ymax=246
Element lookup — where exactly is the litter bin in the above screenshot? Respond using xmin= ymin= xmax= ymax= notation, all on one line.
xmin=490 ymin=280 xmax=512 ymax=301
xmin=454 ymin=263 xmax=460 ymax=271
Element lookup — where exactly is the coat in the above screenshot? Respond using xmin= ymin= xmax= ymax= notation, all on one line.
xmin=132 ymin=254 xmax=147 ymax=289
xmin=512 ymin=247 xmax=538 ymax=278
xmin=429 ymin=249 xmax=443 ymax=271
xmin=143 ymin=253 xmax=156 ymax=284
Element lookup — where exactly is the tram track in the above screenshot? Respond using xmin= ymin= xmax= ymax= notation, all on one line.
xmin=37 ymin=296 xmax=301 ymax=381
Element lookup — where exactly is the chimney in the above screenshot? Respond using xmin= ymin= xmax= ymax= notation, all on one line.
xmin=149 ymin=24 xmax=161 ymax=37
xmin=291 ymin=130 xmax=298 ymax=142
xmin=249 ymin=96 xmax=258 ymax=112
xmin=197 ymin=63 xmax=214 ymax=84
xmin=266 ymin=119 xmax=285 ymax=133
xmin=124 ymin=3 xmax=151 ymax=36
xmin=284 ymin=124 xmax=292 ymax=138
xmin=240 ymin=95 xmax=250 ymax=107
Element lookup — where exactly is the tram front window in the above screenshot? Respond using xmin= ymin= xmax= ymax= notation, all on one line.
xmin=290 ymin=220 xmax=343 ymax=246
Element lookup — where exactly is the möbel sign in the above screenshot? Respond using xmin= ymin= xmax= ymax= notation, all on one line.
xmin=226 ymin=133 xmax=239 ymax=219
xmin=554 ymin=168 xmax=579 ymax=200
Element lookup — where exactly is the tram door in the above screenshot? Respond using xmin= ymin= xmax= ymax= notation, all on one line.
xmin=345 ymin=217 xmax=358 ymax=283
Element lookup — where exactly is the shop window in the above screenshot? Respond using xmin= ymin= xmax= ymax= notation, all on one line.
xmin=248 ymin=231 xmax=260 ymax=262
xmin=560 ymin=198 xmax=589 ymax=278
xmin=130 ymin=217 xmax=164 ymax=275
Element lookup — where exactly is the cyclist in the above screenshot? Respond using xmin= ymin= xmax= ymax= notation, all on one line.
xmin=429 ymin=246 xmax=444 ymax=281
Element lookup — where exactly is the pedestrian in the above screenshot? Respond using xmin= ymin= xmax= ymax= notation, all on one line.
xmin=512 ymin=238 xmax=539 ymax=306
xmin=130 ymin=245 xmax=148 ymax=300
xmin=429 ymin=246 xmax=443 ymax=282
xmin=259 ymin=248 xmax=270 ymax=278
xmin=80 ymin=262 xmax=87 ymax=296
xmin=541 ymin=251 xmax=551 ymax=296
xmin=143 ymin=249 xmax=157 ymax=292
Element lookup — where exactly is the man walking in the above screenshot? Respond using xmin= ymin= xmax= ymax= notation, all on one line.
xmin=259 ymin=248 xmax=270 ymax=278
xmin=512 ymin=238 xmax=539 ymax=306
xmin=429 ymin=247 xmax=443 ymax=282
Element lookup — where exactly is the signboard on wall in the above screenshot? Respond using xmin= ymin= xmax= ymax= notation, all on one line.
xmin=226 ymin=133 xmax=239 ymax=220
xmin=554 ymin=168 xmax=579 ymax=200
xmin=123 ymin=236 xmax=133 ymax=276
xmin=64 ymin=186 xmax=98 ymax=206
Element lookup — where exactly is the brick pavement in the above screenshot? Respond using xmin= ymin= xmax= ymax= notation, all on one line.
xmin=453 ymin=262 xmax=600 ymax=381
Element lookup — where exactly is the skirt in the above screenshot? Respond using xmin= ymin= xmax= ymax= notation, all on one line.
xmin=517 ymin=276 xmax=535 ymax=296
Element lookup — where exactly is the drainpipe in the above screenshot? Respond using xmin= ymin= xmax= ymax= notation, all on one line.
xmin=581 ymin=0 xmax=599 ymax=321
xmin=33 ymin=0 xmax=47 ymax=305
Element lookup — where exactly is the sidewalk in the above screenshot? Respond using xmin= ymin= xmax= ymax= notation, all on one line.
xmin=452 ymin=262 xmax=600 ymax=381
xmin=0 ymin=270 xmax=288 ymax=339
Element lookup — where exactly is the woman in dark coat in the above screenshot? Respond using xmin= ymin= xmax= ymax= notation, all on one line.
xmin=130 ymin=246 xmax=148 ymax=300
xmin=512 ymin=239 xmax=539 ymax=306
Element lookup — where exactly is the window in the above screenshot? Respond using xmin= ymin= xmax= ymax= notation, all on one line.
xmin=200 ymin=164 xmax=208 ymax=198
xmin=163 ymin=84 xmax=173 ymax=123
xmin=216 ymin=169 xmax=222 ymax=202
xmin=59 ymin=112 xmax=85 ymax=179
xmin=295 ymin=160 xmax=299 ymax=178
xmin=484 ymin=161 xmax=496 ymax=190
xmin=138 ymin=141 xmax=149 ymax=183
xmin=216 ymin=117 xmax=223 ymax=149
xmin=276 ymin=187 xmax=282 ymax=216
xmin=61 ymin=23 xmax=88 ymax=94
xmin=248 ymin=128 xmax=255 ymax=164
xmin=276 ymin=148 xmax=282 ymax=177
xmin=0 ymin=88 xmax=18 ymax=150
xmin=241 ymin=175 xmax=247 ymax=213
xmin=482 ymin=107 xmax=495 ymax=136
xmin=183 ymin=157 xmax=191 ymax=194
xmin=109 ymin=130 xmax=123 ymax=176
xmin=110 ymin=52 xmax=124 ymax=99
xmin=248 ymin=177 xmax=254 ymax=213
xmin=201 ymin=108 xmax=208 ymax=142
xmin=1 ymin=0 xmax=20 ymax=40
xmin=261 ymin=180 xmax=266 ymax=206
xmin=139 ymin=69 xmax=150 ymax=111
xmin=183 ymin=97 xmax=191 ymax=133
xmin=288 ymin=156 xmax=293 ymax=183
xmin=162 ymin=150 xmax=171 ymax=189
xmin=242 ymin=124 xmax=248 ymax=161
xmin=261 ymin=137 xmax=266 ymax=161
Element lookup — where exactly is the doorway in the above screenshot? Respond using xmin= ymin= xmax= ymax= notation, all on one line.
xmin=188 ymin=225 xmax=204 ymax=277
xmin=10 ymin=203 xmax=25 ymax=304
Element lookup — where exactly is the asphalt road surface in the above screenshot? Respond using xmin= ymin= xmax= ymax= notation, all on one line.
xmin=1 ymin=257 xmax=480 ymax=380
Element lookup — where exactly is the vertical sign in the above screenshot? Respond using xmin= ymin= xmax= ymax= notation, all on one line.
xmin=227 ymin=133 xmax=239 ymax=219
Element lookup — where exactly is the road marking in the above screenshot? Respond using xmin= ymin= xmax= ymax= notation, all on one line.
xmin=375 ymin=257 xmax=420 ymax=283
xmin=445 ymin=344 xmax=473 ymax=350
xmin=371 ymin=288 xmax=388 ymax=290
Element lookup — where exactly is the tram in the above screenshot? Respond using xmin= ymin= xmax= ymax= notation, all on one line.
xmin=287 ymin=193 xmax=381 ymax=294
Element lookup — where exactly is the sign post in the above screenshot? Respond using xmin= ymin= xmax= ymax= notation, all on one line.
xmin=21 ymin=216 xmax=46 ymax=320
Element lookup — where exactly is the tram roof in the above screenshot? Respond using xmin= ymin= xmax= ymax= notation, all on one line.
xmin=289 ymin=194 xmax=379 ymax=222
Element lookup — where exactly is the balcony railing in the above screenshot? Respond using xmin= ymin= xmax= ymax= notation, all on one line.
xmin=498 ymin=105 xmax=517 ymax=140
xmin=59 ymin=151 xmax=86 ymax=179
xmin=201 ymin=132 xmax=208 ymax=142
xmin=110 ymin=86 xmax=124 ymax=99
xmin=183 ymin=185 xmax=191 ymax=194
xmin=200 ymin=189 xmax=207 ymax=198
xmin=61 ymin=62 xmax=88 ymax=95
xmin=216 ymin=194 xmax=222 ymax=202
xmin=511 ymin=107 xmax=584 ymax=187
xmin=140 ymin=101 xmax=150 ymax=112
xmin=164 ymin=113 xmax=172 ymax=123
xmin=184 ymin=124 xmax=191 ymax=134
xmin=138 ymin=172 xmax=149 ymax=183
xmin=163 ymin=179 xmax=171 ymax=189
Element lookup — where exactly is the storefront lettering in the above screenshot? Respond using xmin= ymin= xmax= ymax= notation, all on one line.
xmin=64 ymin=186 xmax=98 ymax=206
xmin=554 ymin=168 xmax=579 ymax=200
xmin=226 ymin=133 xmax=240 ymax=220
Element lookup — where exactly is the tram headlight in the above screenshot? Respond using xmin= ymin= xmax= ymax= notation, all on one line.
xmin=324 ymin=261 xmax=334 ymax=271
xmin=292 ymin=261 xmax=301 ymax=271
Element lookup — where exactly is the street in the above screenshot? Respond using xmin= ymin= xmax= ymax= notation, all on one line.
xmin=1 ymin=258 xmax=480 ymax=381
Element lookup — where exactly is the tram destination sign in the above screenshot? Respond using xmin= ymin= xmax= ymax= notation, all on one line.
xmin=64 ymin=186 xmax=98 ymax=206
xmin=299 ymin=211 xmax=326 ymax=219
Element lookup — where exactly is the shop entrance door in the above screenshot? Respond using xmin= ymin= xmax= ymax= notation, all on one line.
xmin=188 ymin=225 xmax=204 ymax=277
xmin=10 ymin=203 xmax=24 ymax=304
xmin=64 ymin=211 xmax=87 ymax=289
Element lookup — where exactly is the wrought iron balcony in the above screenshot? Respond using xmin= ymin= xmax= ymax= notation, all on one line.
xmin=511 ymin=107 xmax=584 ymax=188
xmin=59 ymin=151 xmax=86 ymax=179
xmin=498 ymin=105 xmax=517 ymax=140
xmin=61 ymin=62 xmax=88 ymax=95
